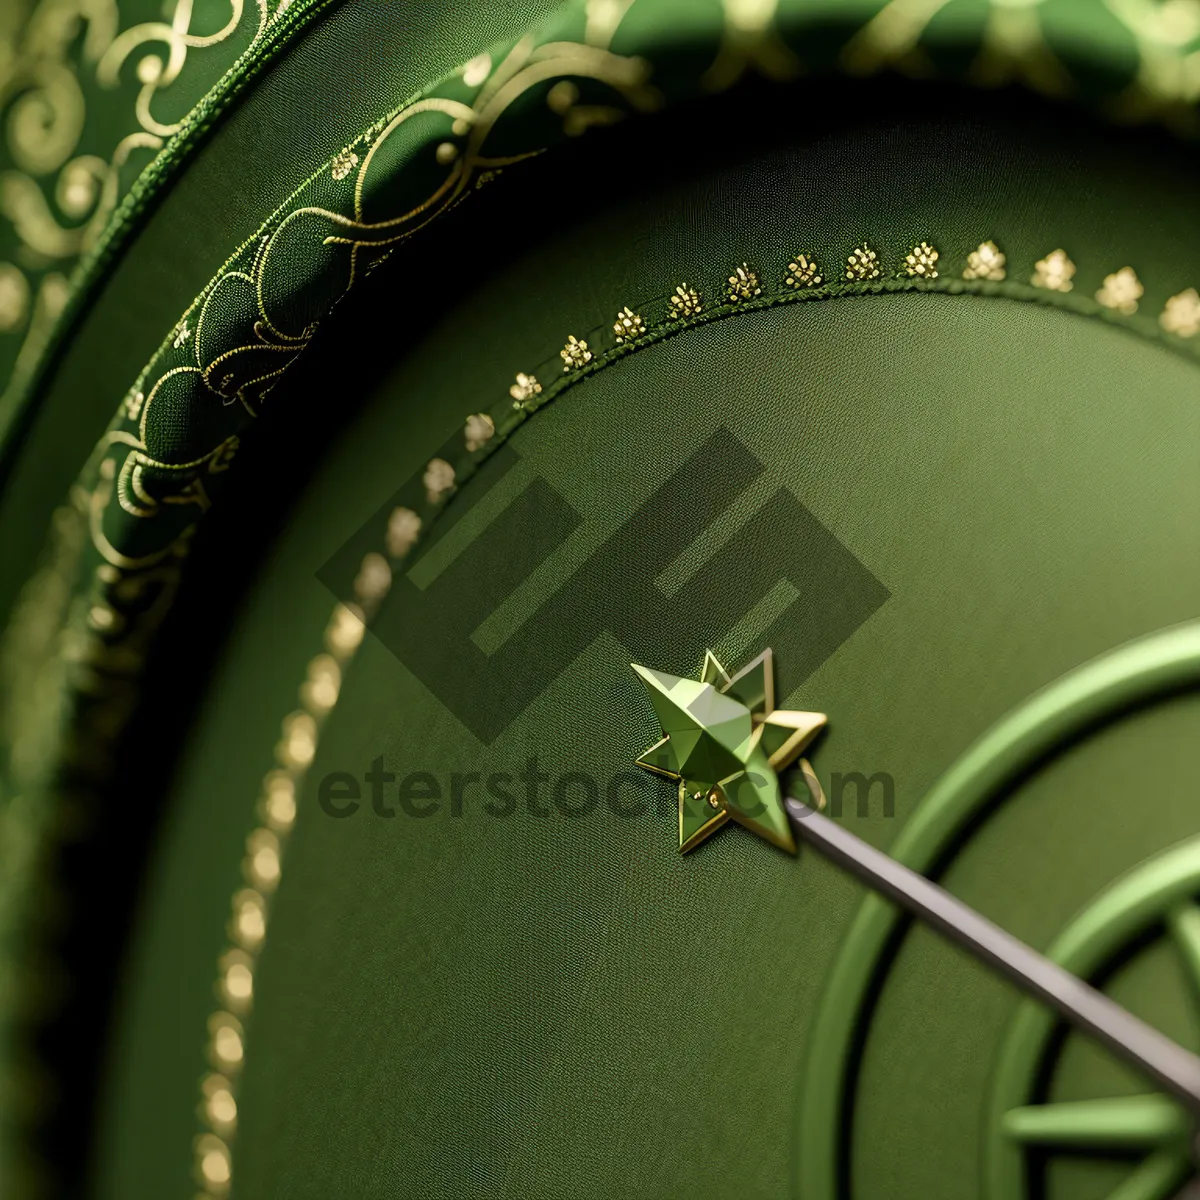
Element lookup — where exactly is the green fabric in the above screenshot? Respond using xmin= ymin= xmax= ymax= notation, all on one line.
xmin=96 ymin=292 xmax=1200 ymax=1198
xmin=0 ymin=0 xmax=334 ymax=452
xmin=2 ymin=1 xmax=1200 ymax=1197
xmin=0 ymin=0 xmax=562 ymax=634
xmin=87 ymin=90 xmax=1200 ymax=1197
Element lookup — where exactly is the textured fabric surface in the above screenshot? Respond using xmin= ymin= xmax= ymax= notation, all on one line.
xmin=0 ymin=0 xmax=335 ymax=449
xmin=99 ymin=292 xmax=1200 ymax=1198
xmin=2 ymin=3 xmax=1200 ymax=1197
xmin=87 ymin=89 xmax=1200 ymax=1195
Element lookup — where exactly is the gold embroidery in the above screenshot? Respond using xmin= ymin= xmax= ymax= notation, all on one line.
xmin=243 ymin=828 xmax=280 ymax=893
xmin=560 ymin=335 xmax=593 ymax=370
xmin=783 ymin=254 xmax=822 ymax=289
xmin=846 ymin=242 xmax=881 ymax=281
xmin=330 ymin=149 xmax=359 ymax=180
xmin=1096 ymin=265 xmax=1143 ymax=315
xmin=96 ymin=0 xmax=270 ymax=139
xmin=902 ymin=241 xmax=939 ymax=279
xmin=1032 ymin=248 xmax=1075 ymax=292
xmin=508 ymin=371 xmax=542 ymax=408
xmin=963 ymin=240 xmax=1006 ymax=281
xmin=668 ymin=284 xmax=703 ymax=318
xmin=726 ymin=262 xmax=762 ymax=302
xmin=613 ymin=305 xmax=645 ymax=342
xmin=1161 ymin=288 xmax=1200 ymax=337
xmin=325 ymin=603 xmax=366 ymax=656
xmin=497 ymin=240 xmax=1197 ymax=423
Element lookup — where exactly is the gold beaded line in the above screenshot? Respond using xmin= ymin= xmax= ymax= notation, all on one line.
xmin=192 ymin=554 xmax=399 ymax=1197
xmin=503 ymin=240 xmax=1200 ymax=412
xmin=192 ymin=234 xmax=1200 ymax=1195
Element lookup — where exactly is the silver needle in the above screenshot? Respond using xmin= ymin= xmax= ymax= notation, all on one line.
xmin=784 ymin=794 xmax=1200 ymax=1116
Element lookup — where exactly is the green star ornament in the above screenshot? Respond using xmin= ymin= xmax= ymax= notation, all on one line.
xmin=631 ymin=649 xmax=826 ymax=853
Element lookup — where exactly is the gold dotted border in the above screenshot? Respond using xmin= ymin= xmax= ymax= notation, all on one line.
xmin=455 ymin=239 xmax=1200 ymax=486
xmin=192 ymin=559 xmax=394 ymax=1195
xmin=191 ymin=233 xmax=1200 ymax=1195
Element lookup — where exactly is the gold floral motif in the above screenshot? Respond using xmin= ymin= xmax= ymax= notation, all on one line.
xmin=783 ymin=254 xmax=822 ymax=289
xmin=1031 ymin=249 xmax=1075 ymax=292
xmin=726 ymin=263 xmax=762 ymax=302
xmin=172 ymin=319 xmax=191 ymax=349
xmin=464 ymin=412 xmax=496 ymax=450
xmin=963 ymin=240 xmax=1006 ymax=282
xmin=1096 ymin=266 xmax=1143 ymax=315
xmin=669 ymin=284 xmax=703 ymax=319
xmin=613 ymin=306 xmax=646 ymax=342
xmin=846 ymin=243 xmax=881 ymax=281
xmin=423 ymin=457 xmax=456 ymax=501
xmin=386 ymin=507 xmax=422 ymax=558
xmin=1160 ymin=288 xmax=1200 ymax=337
xmin=560 ymin=335 xmax=593 ymax=370
xmin=509 ymin=371 xmax=543 ymax=408
xmin=902 ymin=241 xmax=939 ymax=279
xmin=330 ymin=149 xmax=359 ymax=180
